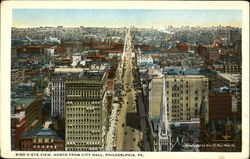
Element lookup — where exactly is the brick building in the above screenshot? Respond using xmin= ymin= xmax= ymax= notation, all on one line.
xmin=176 ymin=42 xmax=188 ymax=53
xmin=20 ymin=125 xmax=64 ymax=151
xmin=11 ymin=96 xmax=42 ymax=150
xmin=208 ymin=50 xmax=220 ymax=61
xmin=11 ymin=111 xmax=26 ymax=150
xmin=209 ymin=93 xmax=237 ymax=120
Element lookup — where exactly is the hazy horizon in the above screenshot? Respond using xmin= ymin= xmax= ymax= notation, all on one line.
xmin=13 ymin=9 xmax=242 ymax=28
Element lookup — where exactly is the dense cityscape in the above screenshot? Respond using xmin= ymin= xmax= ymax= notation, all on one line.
xmin=11 ymin=24 xmax=242 ymax=152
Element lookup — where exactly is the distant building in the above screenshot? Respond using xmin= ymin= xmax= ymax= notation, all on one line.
xmin=217 ymin=73 xmax=241 ymax=98
xmin=20 ymin=125 xmax=64 ymax=151
xmin=213 ymin=40 xmax=223 ymax=48
xmin=176 ymin=42 xmax=188 ymax=53
xmin=137 ymin=52 xmax=154 ymax=66
xmin=224 ymin=62 xmax=241 ymax=74
xmin=11 ymin=68 xmax=25 ymax=85
xmin=208 ymin=50 xmax=220 ymax=61
xmin=11 ymin=47 xmax=17 ymax=58
xmin=196 ymin=45 xmax=208 ymax=59
xmin=65 ymin=71 xmax=108 ymax=151
xmin=25 ymin=46 xmax=45 ymax=54
xmin=51 ymin=68 xmax=83 ymax=117
xmin=212 ymin=63 xmax=224 ymax=72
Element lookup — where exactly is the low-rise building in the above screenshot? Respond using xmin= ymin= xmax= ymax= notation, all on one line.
xmin=11 ymin=68 xmax=25 ymax=85
xmin=11 ymin=111 xmax=26 ymax=150
xmin=224 ymin=62 xmax=241 ymax=74
xmin=11 ymin=95 xmax=42 ymax=150
xmin=20 ymin=125 xmax=64 ymax=151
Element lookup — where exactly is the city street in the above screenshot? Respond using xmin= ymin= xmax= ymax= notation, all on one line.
xmin=115 ymin=29 xmax=142 ymax=151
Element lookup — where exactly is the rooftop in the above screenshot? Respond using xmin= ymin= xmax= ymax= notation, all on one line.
xmin=11 ymin=111 xmax=25 ymax=119
xmin=21 ymin=125 xmax=63 ymax=140
xmin=164 ymin=68 xmax=202 ymax=76
xmin=11 ymin=97 xmax=35 ymax=109
xmin=217 ymin=73 xmax=241 ymax=82
xmin=54 ymin=67 xmax=83 ymax=73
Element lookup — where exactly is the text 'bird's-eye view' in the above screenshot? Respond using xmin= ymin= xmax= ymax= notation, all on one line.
xmin=11 ymin=9 xmax=242 ymax=152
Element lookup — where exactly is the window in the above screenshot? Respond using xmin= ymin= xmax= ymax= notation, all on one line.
xmin=195 ymin=109 xmax=198 ymax=116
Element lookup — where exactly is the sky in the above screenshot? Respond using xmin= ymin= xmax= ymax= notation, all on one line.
xmin=12 ymin=9 xmax=242 ymax=28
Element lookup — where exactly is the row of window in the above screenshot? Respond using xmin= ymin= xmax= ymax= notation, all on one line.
xmin=66 ymin=103 xmax=101 ymax=107
xmin=66 ymin=136 xmax=101 ymax=141
xmin=66 ymin=147 xmax=101 ymax=151
xmin=67 ymin=125 xmax=101 ymax=129
xmin=67 ymin=120 xmax=101 ymax=124
xmin=33 ymin=145 xmax=61 ymax=149
xmin=66 ymin=90 xmax=101 ymax=97
xmin=66 ymin=113 xmax=101 ymax=118
xmin=33 ymin=138 xmax=54 ymax=143
xmin=66 ymin=106 xmax=101 ymax=111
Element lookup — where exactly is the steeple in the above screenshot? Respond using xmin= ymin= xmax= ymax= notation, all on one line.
xmin=158 ymin=76 xmax=172 ymax=151
xmin=199 ymin=96 xmax=209 ymax=144
xmin=211 ymin=120 xmax=217 ymax=140
xmin=199 ymin=96 xmax=208 ymax=116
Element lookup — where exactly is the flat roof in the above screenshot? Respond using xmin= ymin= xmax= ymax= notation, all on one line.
xmin=54 ymin=67 xmax=83 ymax=73
xmin=11 ymin=97 xmax=35 ymax=109
xmin=21 ymin=125 xmax=63 ymax=140
xmin=164 ymin=68 xmax=202 ymax=76
xmin=217 ymin=73 xmax=241 ymax=82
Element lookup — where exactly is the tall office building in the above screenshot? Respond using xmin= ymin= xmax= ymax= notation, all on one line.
xmin=165 ymin=69 xmax=209 ymax=121
xmin=65 ymin=71 xmax=108 ymax=151
xmin=51 ymin=68 xmax=83 ymax=117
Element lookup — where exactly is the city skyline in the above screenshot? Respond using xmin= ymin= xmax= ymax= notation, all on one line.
xmin=13 ymin=9 xmax=242 ymax=28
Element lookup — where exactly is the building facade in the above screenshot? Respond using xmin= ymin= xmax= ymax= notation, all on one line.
xmin=11 ymin=111 xmax=26 ymax=150
xmin=20 ymin=126 xmax=64 ymax=151
xmin=165 ymin=74 xmax=209 ymax=121
xmin=11 ymin=96 xmax=42 ymax=150
xmin=216 ymin=73 xmax=241 ymax=120
xmin=51 ymin=68 xmax=83 ymax=117
xmin=209 ymin=93 xmax=238 ymax=120
xmin=224 ymin=63 xmax=241 ymax=74
xmin=11 ymin=68 xmax=25 ymax=85
xmin=65 ymin=71 xmax=108 ymax=151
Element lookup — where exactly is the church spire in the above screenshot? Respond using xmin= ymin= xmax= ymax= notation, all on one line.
xmin=158 ymin=76 xmax=172 ymax=151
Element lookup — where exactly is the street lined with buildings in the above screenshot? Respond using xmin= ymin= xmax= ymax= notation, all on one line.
xmin=11 ymin=24 xmax=242 ymax=152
